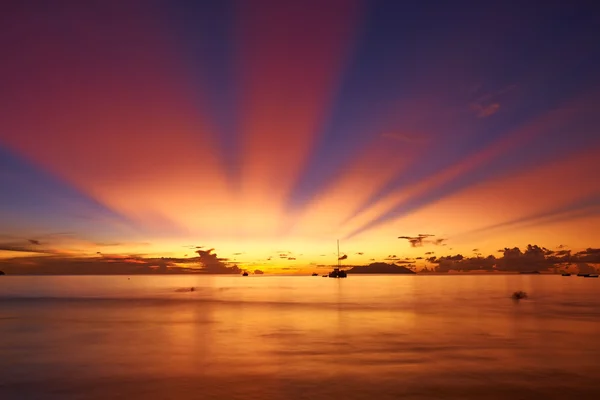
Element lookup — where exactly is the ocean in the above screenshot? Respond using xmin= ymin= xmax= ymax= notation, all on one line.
xmin=1 ymin=274 xmax=599 ymax=399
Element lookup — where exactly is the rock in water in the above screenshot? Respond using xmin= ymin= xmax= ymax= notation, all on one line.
xmin=512 ymin=291 xmax=528 ymax=300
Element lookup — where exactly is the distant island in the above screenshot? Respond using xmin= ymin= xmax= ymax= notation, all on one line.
xmin=346 ymin=262 xmax=416 ymax=274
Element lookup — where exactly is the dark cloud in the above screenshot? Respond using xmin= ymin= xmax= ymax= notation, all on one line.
xmin=0 ymin=240 xmax=58 ymax=255
xmin=398 ymin=234 xmax=445 ymax=248
xmin=574 ymin=248 xmax=600 ymax=264
xmin=254 ymin=270 xmax=264 ymax=275
xmin=0 ymin=255 xmax=184 ymax=275
xmin=398 ymin=234 xmax=431 ymax=247
xmin=356 ymin=252 xmax=364 ymax=255
xmin=288 ymin=257 xmax=296 ymax=260
xmin=425 ymin=244 xmax=599 ymax=274
xmin=338 ymin=254 xmax=348 ymax=261
xmin=416 ymin=257 xmax=423 ymax=259
xmin=1 ymin=246 xmax=248 ymax=275
xmin=195 ymin=248 xmax=241 ymax=274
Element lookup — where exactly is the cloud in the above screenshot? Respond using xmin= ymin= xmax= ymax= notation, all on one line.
xmin=195 ymin=248 xmax=241 ymax=274
xmin=398 ymin=234 xmax=436 ymax=247
xmin=254 ymin=269 xmax=264 ymax=275
xmin=469 ymin=84 xmax=516 ymax=118
xmin=574 ymin=248 xmax=600 ymax=264
xmin=0 ymin=246 xmax=247 ymax=275
xmin=425 ymin=244 xmax=599 ymax=273
xmin=471 ymin=103 xmax=500 ymax=118
xmin=0 ymin=255 xmax=179 ymax=275
xmin=0 ymin=240 xmax=58 ymax=255
xmin=338 ymin=254 xmax=348 ymax=260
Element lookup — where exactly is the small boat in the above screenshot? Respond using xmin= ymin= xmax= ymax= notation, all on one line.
xmin=328 ymin=268 xmax=347 ymax=278
xmin=312 ymin=273 xmax=319 ymax=276
xmin=561 ymin=273 xmax=571 ymax=276
xmin=242 ymin=271 xmax=249 ymax=276
xmin=584 ymin=274 xmax=598 ymax=278
xmin=328 ymin=240 xmax=347 ymax=278
xmin=577 ymin=273 xmax=590 ymax=277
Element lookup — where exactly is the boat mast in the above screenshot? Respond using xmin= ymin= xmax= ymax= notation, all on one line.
xmin=337 ymin=239 xmax=340 ymax=268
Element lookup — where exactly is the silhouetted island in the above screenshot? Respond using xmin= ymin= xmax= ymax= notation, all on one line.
xmin=0 ymin=270 xmax=4 ymax=275
xmin=346 ymin=262 xmax=416 ymax=274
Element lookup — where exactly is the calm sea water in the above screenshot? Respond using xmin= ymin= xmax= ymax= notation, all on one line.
xmin=1 ymin=275 xmax=599 ymax=399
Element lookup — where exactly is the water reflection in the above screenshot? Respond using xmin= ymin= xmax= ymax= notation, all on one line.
xmin=1 ymin=275 xmax=599 ymax=399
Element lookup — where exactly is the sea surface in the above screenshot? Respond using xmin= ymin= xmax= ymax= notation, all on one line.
xmin=1 ymin=274 xmax=599 ymax=399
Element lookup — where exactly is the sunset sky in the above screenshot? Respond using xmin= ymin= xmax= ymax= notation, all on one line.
xmin=1 ymin=0 xmax=599 ymax=274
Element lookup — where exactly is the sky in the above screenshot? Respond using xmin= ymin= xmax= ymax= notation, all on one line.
xmin=1 ymin=0 xmax=599 ymax=274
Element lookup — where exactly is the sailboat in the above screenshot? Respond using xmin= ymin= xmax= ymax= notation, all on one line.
xmin=328 ymin=240 xmax=347 ymax=278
